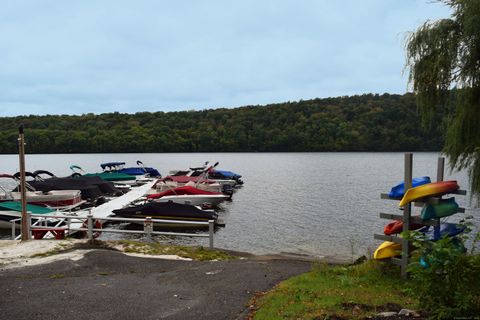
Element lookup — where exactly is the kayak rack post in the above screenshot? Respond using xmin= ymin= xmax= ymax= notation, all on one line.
xmin=400 ymin=153 xmax=413 ymax=279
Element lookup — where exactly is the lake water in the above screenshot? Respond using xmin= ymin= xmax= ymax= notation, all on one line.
xmin=1 ymin=152 xmax=478 ymax=261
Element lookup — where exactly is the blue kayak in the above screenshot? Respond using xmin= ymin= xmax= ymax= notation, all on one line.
xmin=419 ymin=222 xmax=465 ymax=241
xmin=388 ymin=176 xmax=431 ymax=199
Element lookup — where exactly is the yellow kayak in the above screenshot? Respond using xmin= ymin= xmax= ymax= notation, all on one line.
xmin=398 ymin=180 xmax=459 ymax=207
xmin=374 ymin=241 xmax=402 ymax=260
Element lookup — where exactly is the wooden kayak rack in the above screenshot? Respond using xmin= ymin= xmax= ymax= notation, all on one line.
xmin=374 ymin=153 xmax=466 ymax=279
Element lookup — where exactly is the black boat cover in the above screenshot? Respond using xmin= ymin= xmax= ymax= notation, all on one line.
xmin=28 ymin=178 xmax=104 ymax=200
xmin=112 ymin=201 xmax=218 ymax=220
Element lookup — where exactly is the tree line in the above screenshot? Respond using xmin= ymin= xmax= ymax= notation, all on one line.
xmin=0 ymin=93 xmax=444 ymax=153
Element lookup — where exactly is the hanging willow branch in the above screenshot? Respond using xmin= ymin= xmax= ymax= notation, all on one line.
xmin=405 ymin=0 xmax=480 ymax=196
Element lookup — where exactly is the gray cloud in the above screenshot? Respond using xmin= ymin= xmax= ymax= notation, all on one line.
xmin=0 ymin=0 xmax=451 ymax=116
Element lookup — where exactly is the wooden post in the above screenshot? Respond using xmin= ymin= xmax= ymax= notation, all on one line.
xmin=436 ymin=157 xmax=445 ymax=182
xmin=18 ymin=125 xmax=30 ymax=241
xmin=401 ymin=153 xmax=413 ymax=279
xmin=434 ymin=157 xmax=445 ymax=240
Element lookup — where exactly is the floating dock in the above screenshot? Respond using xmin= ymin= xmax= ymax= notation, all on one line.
xmin=81 ymin=180 xmax=155 ymax=219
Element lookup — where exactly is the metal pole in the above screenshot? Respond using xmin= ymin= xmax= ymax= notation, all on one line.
xmin=11 ymin=221 xmax=16 ymax=240
xmin=401 ymin=153 xmax=413 ymax=279
xmin=208 ymin=220 xmax=214 ymax=249
xmin=87 ymin=213 xmax=93 ymax=240
xmin=144 ymin=217 xmax=152 ymax=241
xmin=18 ymin=125 xmax=30 ymax=241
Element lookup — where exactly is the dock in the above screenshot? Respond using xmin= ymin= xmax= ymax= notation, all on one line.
xmin=85 ymin=180 xmax=156 ymax=219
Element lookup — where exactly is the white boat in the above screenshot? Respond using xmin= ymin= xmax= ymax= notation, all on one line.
xmin=168 ymin=162 xmax=239 ymax=188
xmin=147 ymin=186 xmax=229 ymax=206
xmin=0 ymin=174 xmax=84 ymax=209
xmin=150 ymin=180 xmax=223 ymax=193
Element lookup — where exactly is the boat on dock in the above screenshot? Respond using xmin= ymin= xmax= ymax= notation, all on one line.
xmin=0 ymin=174 xmax=84 ymax=209
xmin=112 ymin=201 xmax=220 ymax=229
xmin=100 ymin=161 xmax=161 ymax=178
xmin=0 ymin=201 xmax=57 ymax=229
xmin=25 ymin=171 xmax=120 ymax=204
xmin=70 ymin=165 xmax=139 ymax=185
xmin=147 ymin=186 xmax=230 ymax=206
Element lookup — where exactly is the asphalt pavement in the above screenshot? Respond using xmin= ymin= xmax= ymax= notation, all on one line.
xmin=0 ymin=249 xmax=312 ymax=320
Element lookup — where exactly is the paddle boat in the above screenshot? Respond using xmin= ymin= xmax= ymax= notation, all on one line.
xmin=398 ymin=180 xmax=459 ymax=207
xmin=147 ymin=186 xmax=230 ymax=206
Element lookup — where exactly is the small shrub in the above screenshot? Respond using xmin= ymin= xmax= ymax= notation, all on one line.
xmin=405 ymin=221 xmax=480 ymax=319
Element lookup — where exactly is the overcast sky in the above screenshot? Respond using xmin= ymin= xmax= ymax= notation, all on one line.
xmin=0 ymin=0 xmax=451 ymax=116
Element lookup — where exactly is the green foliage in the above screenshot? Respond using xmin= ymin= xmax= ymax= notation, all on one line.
xmin=405 ymin=0 xmax=480 ymax=196
xmin=0 ymin=93 xmax=443 ymax=153
xmin=253 ymin=261 xmax=417 ymax=319
xmin=405 ymin=223 xmax=480 ymax=319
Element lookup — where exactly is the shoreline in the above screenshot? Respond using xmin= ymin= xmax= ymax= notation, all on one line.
xmin=0 ymin=239 xmax=348 ymax=271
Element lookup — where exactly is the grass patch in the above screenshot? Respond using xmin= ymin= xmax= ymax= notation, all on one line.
xmin=31 ymin=248 xmax=63 ymax=258
xmin=252 ymin=261 xmax=418 ymax=319
xmin=118 ymin=240 xmax=235 ymax=261
xmin=49 ymin=274 xmax=65 ymax=279
xmin=97 ymin=272 xmax=109 ymax=276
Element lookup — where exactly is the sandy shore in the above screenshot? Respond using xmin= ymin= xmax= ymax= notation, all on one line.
xmin=0 ymin=239 xmax=194 ymax=270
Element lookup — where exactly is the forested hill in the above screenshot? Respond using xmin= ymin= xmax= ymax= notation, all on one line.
xmin=0 ymin=93 xmax=443 ymax=153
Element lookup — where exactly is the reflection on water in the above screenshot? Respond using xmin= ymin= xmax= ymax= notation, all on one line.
xmin=1 ymin=152 xmax=478 ymax=260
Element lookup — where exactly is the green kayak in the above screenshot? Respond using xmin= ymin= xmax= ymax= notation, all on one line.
xmin=421 ymin=197 xmax=459 ymax=220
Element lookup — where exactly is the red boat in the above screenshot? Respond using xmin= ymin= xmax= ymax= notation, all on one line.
xmin=147 ymin=186 xmax=230 ymax=206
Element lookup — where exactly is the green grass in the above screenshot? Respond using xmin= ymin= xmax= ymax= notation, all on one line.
xmin=253 ymin=261 xmax=418 ymax=319
xmin=118 ymin=240 xmax=235 ymax=261
xmin=31 ymin=248 xmax=63 ymax=258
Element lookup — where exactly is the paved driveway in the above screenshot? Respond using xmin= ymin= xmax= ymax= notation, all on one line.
xmin=0 ymin=249 xmax=312 ymax=320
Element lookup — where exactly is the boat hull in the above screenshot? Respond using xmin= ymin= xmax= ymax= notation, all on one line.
xmin=153 ymin=194 xmax=228 ymax=206
xmin=374 ymin=241 xmax=402 ymax=260
xmin=399 ymin=181 xmax=459 ymax=207
xmin=112 ymin=201 xmax=218 ymax=229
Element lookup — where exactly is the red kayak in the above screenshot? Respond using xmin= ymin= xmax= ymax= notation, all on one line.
xmin=384 ymin=219 xmax=424 ymax=235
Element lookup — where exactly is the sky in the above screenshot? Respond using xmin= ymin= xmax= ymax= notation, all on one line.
xmin=0 ymin=0 xmax=452 ymax=116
